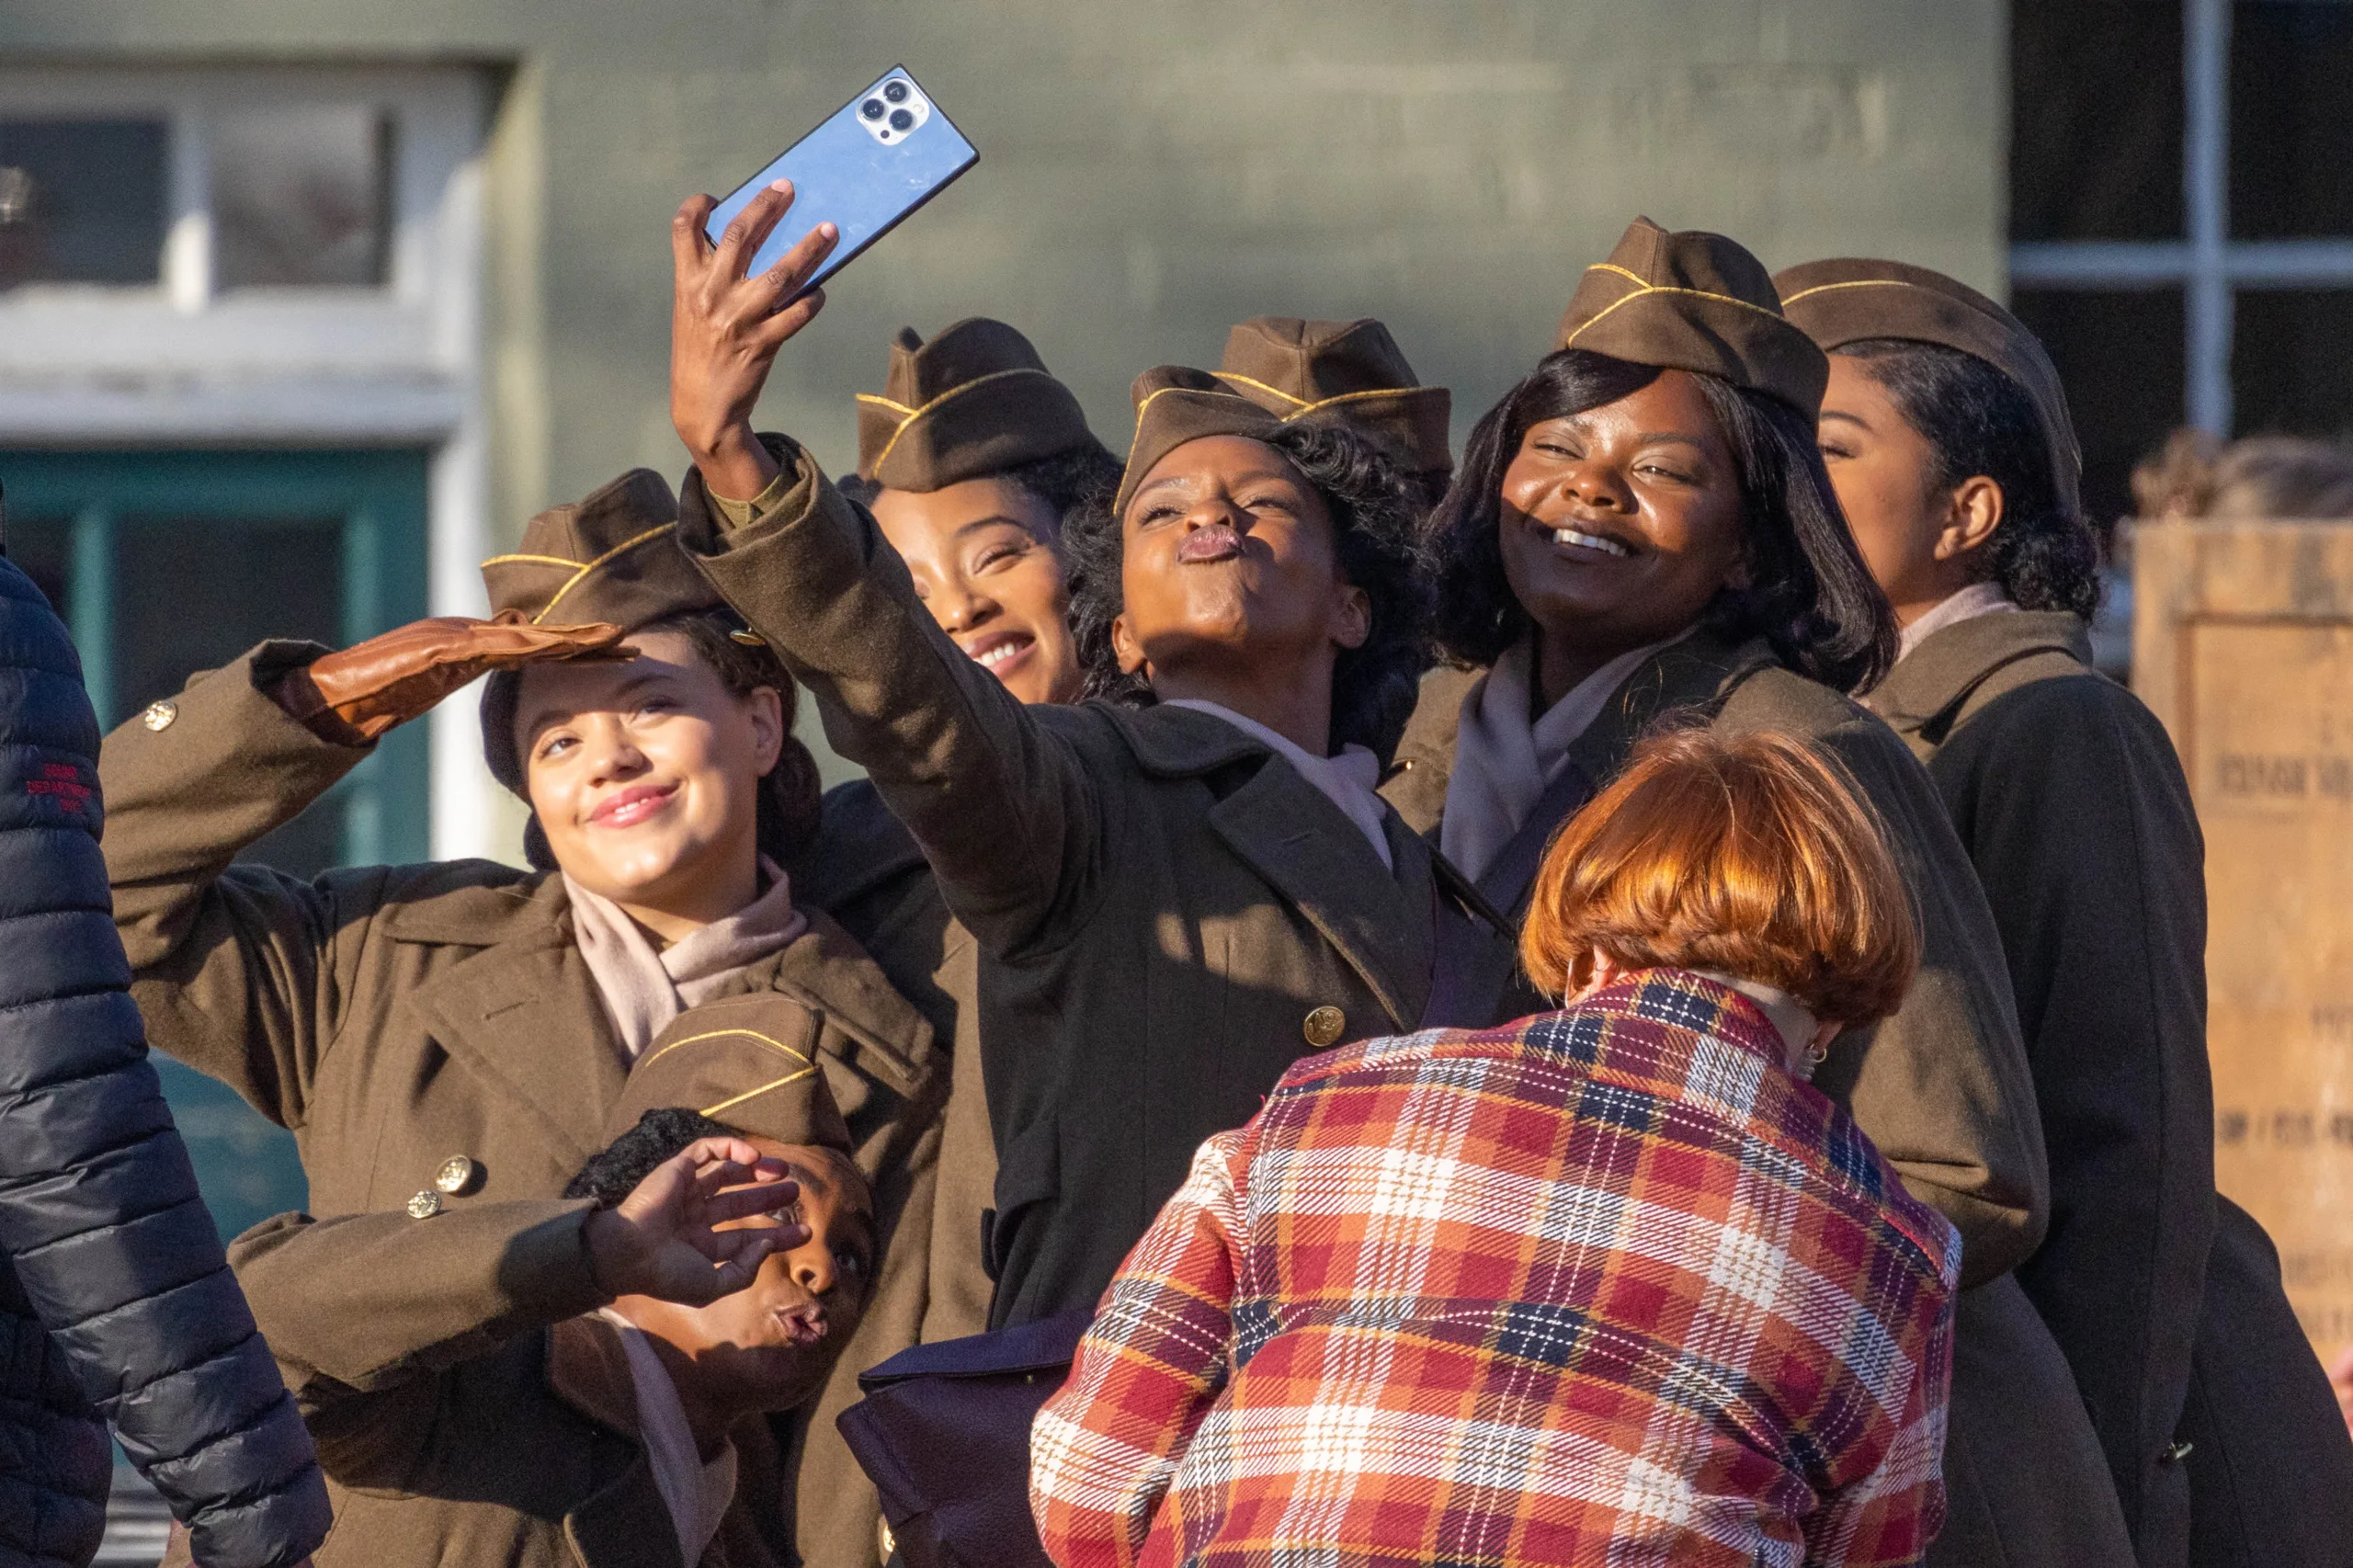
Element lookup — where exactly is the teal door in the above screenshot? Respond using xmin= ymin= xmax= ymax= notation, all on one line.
xmin=0 ymin=447 xmax=431 ymax=1238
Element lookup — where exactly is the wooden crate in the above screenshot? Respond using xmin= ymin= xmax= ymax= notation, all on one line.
xmin=2135 ymin=519 xmax=2353 ymax=1362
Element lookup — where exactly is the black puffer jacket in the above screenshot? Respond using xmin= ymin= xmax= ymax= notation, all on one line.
xmin=0 ymin=556 xmax=328 ymax=1568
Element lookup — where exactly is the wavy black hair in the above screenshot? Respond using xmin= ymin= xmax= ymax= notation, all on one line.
xmin=1836 ymin=338 xmax=2103 ymax=620
xmin=1427 ymin=350 xmax=1894 ymax=693
xmin=838 ymin=439 xmax=1124 ymax=545
xmin=1059 ymin=422 xmax=1434 ymax=761
xmin=564 ymin=1108 xmax=735 ymax=1205
xmin=479 ymin=607 xmax=825 ymax=873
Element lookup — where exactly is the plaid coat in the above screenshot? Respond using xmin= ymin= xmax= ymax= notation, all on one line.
xmin=1030 ymin=971 xmax=1961 ymax=1568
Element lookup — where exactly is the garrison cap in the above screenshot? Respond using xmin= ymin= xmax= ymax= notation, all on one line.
xmin=480 ymin=468 xmax=721 ymax=631
xmin=1555 ymin=216 xmax=1827 ymax=416
xmin=1775 ymin=256 xmax=2084 ymax=516
xmin=855 ymin=318 xmax=1098 ymax=493
xmin=606 ymin=992 xmax=854 ymax=1156
xmin=1215 ymin=316 xmax=1454 ymax=481
xmin=1111 ymin=365 xmax=1287 ymax=517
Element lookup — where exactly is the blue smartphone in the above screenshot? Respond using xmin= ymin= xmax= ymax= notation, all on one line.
xmin=704 ymin=65 xmax=977 ymax=295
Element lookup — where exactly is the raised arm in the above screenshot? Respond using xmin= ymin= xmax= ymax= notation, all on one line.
xmin=99 ymin=621 xmax=623 ymax=1126
xmin=665 ymin=186 xmax=1108 ymax=957
xmin=1029 ymin=1131 xmax=1247 ymax=1568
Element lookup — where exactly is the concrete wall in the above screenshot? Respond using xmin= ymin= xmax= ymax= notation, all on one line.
xmin=0 ymin=0 xmax=2008 ymax=518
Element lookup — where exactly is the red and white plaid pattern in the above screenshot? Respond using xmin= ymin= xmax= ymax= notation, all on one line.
xmin=1031 ymin=970 xmax=1960 ymax=1568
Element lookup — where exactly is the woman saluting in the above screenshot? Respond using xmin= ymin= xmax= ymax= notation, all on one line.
xmin=1778 ymin=256 xmax=2353 ymax=1568
xmin=97 ymin=465 xmax=945 ymax=1566
xmin=666 ymin=187 xmax=1506 ymax=1328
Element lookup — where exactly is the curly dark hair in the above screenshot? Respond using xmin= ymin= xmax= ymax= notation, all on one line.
xmin=1058 ymin=422 xmax=1435 ymax=760
xmin=1836 ymin=339 xmax=2103 ymax=620
xmin=563 ymin=1107 xmax=735 ymax=1204
xmin=1427 ymin=350 xmax=1894 ymax=693
xmin=479 ymin=607 xmax=825 ymax=872
xmin=838 ymin=440 xmax=1123 ymax=547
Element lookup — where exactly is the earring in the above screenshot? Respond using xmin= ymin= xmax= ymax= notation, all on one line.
xmin=1804 ymin=1040 xmax=1829 ymax=1066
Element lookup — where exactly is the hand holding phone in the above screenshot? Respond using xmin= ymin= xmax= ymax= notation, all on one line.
xmin=669 ymin=183 xmax=837 ymax=503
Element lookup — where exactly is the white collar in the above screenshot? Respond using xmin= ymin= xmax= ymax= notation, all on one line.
xmin=597 ymin=1310 xmax=739 ymax=1566
xmin=1897 ymin=582 xmax=2018 ymax=661
xmin=1163 ymin=699 xmax=1393 ymax=871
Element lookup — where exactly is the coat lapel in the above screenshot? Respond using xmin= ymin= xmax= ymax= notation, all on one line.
xmin=392 ymin=879 xmax=629 ymax=1172
xmin=1208 ymin=757 xmax=1427 ymax=1029
xmin=1866 ymin=610 xmax=2089 ymax=756
xmin=546 ymin=1318 xmax=688 ymax=1568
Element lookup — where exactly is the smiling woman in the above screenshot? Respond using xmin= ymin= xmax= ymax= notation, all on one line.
xmin=95 ymin=460 xmax=950 ymax=1568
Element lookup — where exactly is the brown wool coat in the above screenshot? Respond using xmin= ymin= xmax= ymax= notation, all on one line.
xmin=1383 ymin=638 xmax=2126 ymax=1568
xmin=672 ymin=438 xmax=1516 ymax=1332
xmin=798 ymin=780 xmax=997 ymax=1348
xmin=97 ymin=641 xmax=947 ymax=1568
xmin=167 ymin=1204 xmax=798 ymax=1568
xmin=1871 ymin=610 xmax=2353 ymax=1568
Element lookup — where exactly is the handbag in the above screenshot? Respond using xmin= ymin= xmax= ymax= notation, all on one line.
xmin=835 ymin=1311 xmax=1095 ymax=1568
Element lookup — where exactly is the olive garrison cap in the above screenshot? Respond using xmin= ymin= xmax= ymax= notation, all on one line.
xmin=1215 ymin=316 xmax=1454 ymax=480
xmin=855 ymin=318 xmax=1097 ymax=493
xmin=1774 ymin=256 xmax=2084 ymax=516
xmin=1555 ymin=216 xmax=1827 ymax=416
xmin=1111 ymin=365 xmax=1290 ymax=517
xmin=605 ymin=992 xmax=854 ymax=1156
xmin=480 ymin=468 xmax=722 ymax=631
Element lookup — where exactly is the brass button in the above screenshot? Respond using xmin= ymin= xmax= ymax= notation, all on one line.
xmin=141 ymin=699 xmax=177 ymax=732
xmin=405 ymin=1189 xmax=443 ymax=1220
xmin=434 ymin=1155 xmax=479 ymax=1196
xmin=1302 ymin=1006 xmax=1347 ymax=1049
xmin=2163 ymin=1439 xmax=2194 ymax=1463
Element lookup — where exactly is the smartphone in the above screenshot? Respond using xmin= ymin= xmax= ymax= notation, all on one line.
xmin=704 ymin=65 xmax=977 ymax=296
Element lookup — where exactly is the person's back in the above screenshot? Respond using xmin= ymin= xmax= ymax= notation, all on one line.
xmin=0 ymin=553 xmax=328 ymax=1568
xmin=1034 ymin=730 xmax=1961 ymax=1568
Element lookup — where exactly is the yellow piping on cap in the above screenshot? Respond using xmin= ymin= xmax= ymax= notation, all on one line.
xmin=529 ymin=523 xmax=681 ymax=625
xmin=864 ymin=367 xmax=1059 ymax=474
xmin=480 ymin=551 xmax=587 ymax=569
xmin=699 ymin=1065 xmax=819 ymax=1121
xmin=1212 ymin=371 xmax=1313 ymax=410
xmin=1560 ymin=278 xmax=1794 ymax=351
xmin=1281 ymin=385 xmax=1432 ymax=421
xmin=638 ymin=1025 xmax=814 ymax=1073
xmin=1113 ymin=382 xmax=1266 ymax=500
xmin=1774 ymin=277 xmax=1933 ymax=309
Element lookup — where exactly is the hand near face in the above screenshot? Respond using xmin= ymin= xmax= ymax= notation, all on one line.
xmin=669 ymin=182 xmax=839 ymax=503
xmin=585 ymin=1135 xmax=803 ymax=1306
xmin=278 ymin=612 xmax=634 ymax=743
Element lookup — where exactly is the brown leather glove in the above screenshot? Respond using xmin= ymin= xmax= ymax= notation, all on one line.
xmin=276 ymin=611 xmax=633 ymax=742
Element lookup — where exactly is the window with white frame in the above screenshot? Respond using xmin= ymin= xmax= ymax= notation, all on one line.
xmin=2010 ymin=0 xmax=2353 ymax=525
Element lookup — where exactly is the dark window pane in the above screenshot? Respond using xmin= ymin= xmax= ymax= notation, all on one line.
xmin=2012 ymin=0 xmax=2185 ymax=241
xmin=2012 ymin=289 xmax=2188 ymax=526
xmin=2231 ymin=3 xmax=2353 ymax=238
xmin=113 ymin=516 xmax=345 ymax=877
xmin=1 ymin=513 xmax=69 ymax=617
xmin=212 ymin=106 xmax=391 ymax=289
xmin=2234 ymin=290 xmax=2353 ymax=438
xmin=0 ymin=119 xmax=167 ymax=287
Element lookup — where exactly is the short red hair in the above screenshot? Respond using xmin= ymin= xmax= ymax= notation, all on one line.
xmin=1518 ymin=726 xmax=1919 ymax=1027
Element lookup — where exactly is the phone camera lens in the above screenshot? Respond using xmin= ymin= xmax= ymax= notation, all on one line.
xmin=861 ymin=98 xmax=886 ymax=120
xmin=883 ymin=80 xmax=910 ymax=103
xmin=889 ymin=108 xmax=915 ymax=131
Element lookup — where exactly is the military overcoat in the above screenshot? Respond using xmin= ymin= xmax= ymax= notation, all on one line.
xmin=673 ymin=437 xmax=1514 ymax=1329
xmin=1384 ymin=635 xmax=2130 ymax=1568
xmin=169 ymin=1201 xmax=799 ymax=1568
xmin=1870 ymin=609 xmax=2353 ymax=1568
xmin=97 ymin=640 xmax=947 ymax=1568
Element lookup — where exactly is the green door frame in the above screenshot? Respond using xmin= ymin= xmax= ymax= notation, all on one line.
xmin=0 ymin=447 xmax=432 ymax=864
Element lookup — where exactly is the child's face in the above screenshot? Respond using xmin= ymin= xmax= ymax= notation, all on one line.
xmin=619 ymin=1138 xmax=876 ymax=1412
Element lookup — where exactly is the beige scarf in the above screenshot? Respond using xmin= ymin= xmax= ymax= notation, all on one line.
xmin=564 ymin=857 xmax=808 ymax=1061
xmin=1440 ymin=633 xmax=1685 ymax=884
